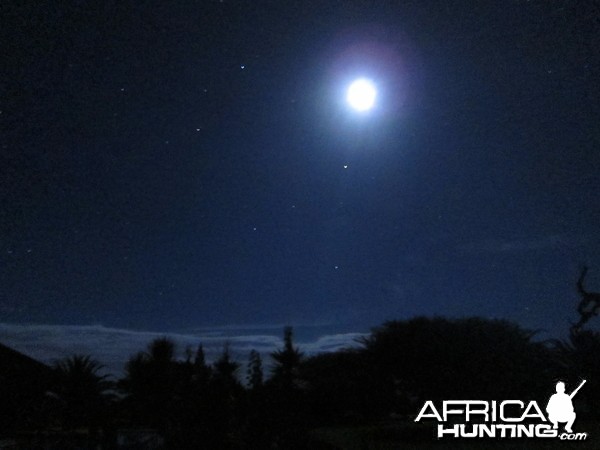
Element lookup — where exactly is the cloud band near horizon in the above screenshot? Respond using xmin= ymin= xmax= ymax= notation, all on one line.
xmin=0 ymin=322 xmax=366 ymax=377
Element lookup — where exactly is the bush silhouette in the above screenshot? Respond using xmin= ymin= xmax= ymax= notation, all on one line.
xmin=361 ymin=316 xmax=552 ymax=405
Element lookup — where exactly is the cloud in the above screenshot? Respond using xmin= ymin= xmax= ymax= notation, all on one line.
xmin=459 ymin=234 xmax=590 ymax=254
xmin=0 ymin=323 xmax=366 ymax=377
xmin=302 ymin=333 xmax=366 ymax=352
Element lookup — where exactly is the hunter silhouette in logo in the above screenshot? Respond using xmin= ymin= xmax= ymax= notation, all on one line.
xmin=546 ymin=380 xmax=586 ymax=433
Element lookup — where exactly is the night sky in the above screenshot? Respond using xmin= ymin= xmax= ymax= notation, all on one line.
xmin=2 ymin=0 xmax=600 ymax=359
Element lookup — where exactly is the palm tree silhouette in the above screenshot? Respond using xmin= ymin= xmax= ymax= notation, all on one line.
xmin=52 ymin=354 xmax=113 ymax=432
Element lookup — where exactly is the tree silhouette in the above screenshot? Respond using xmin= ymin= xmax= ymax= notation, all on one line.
xmin=361 ymin=317 xmax=550 ymax=406
xmin=203 ymin=343 xmax=245 ymax=448
xmin=119 ymin=337 xmax=178 ymax=431
xmin=572 ymin=266 xmax=600 ymax=333
xmin=213 ymin=343 xmax=239 ymax=382
xmin=193 ymin=344 xmax=212 ymax=384
xmin=243 ymin=349 xmax=269 ymax=446
xmin=265 ymin=327 xmax=311 ymax=447
xmin=52 ymin=354 xmax=113 ymax=432
xmin=300 ymin=349 xmax=390 ymax=425
xmin=246 ymin=350 xmax=264 ymax=391
xmin=148 ymin=336 xmax=176 ymax=363
xmin=270 ymin=326 xmax=303 ymax=391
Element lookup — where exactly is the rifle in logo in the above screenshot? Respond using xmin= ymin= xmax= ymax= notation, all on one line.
xmin=570 ymin=380 xmax=586 ymax=399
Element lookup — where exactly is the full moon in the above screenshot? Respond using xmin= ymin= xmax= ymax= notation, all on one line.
xmin=346 ymin=78 xmax=377 ymax=112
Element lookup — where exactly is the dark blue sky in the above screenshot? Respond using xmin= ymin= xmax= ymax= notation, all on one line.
xmin=2 ymin=1 xmax=599 ymax=339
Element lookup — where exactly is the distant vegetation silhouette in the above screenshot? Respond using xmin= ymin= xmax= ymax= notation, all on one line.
xmin=2 ymin=270 xmax=600 ymax=448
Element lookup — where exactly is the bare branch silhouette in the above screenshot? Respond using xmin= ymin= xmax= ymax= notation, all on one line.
xmin=572 ymin=266 xmax=600 ymax=334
